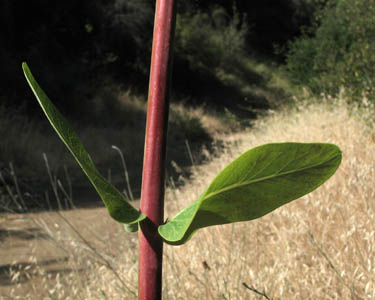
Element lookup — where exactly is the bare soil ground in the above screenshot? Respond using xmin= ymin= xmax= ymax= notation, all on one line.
xmin=0 ymin=202 xmax=139 ymax=299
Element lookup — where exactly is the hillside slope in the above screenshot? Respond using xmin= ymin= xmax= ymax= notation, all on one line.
xmin=2 ymin=97 xmax=375 ymax=299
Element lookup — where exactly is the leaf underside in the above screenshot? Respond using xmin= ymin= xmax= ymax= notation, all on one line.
xmin=159 ymin=142 xmax=342 ymax=245
xmin=22 ymin=63 xmax=145 ymax=229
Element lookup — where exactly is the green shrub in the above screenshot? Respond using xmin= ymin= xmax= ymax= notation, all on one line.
xmin=286 ymin=0 xmax=375 ymax=100
xmin=175 ymin=6 xmax=247 ymax=74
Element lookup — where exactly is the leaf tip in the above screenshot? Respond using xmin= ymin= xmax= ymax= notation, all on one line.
xmin=22 ymin=62 xmax=29 ymax=72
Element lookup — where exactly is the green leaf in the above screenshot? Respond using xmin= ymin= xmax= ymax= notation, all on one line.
xmin=22 ymin=63 xmax=145 ymax=229
xmin=159 ymin=143 xmax=341 ymax=245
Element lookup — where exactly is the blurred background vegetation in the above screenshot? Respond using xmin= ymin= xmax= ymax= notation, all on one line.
xmin=286 ymin=0 xmax=375 ymax=100
xmin=1 ymin=0 xmax=374 ymax=210
xmin=0 ymin=0 xmax=314 ymax=115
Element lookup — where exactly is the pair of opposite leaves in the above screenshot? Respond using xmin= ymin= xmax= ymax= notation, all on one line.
xmin=23 ymin=63 xmax=342 ymax=246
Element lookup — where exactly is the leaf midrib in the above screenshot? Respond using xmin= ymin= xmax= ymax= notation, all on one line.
xmin=203 ymin=153 xmax=340 ymax=201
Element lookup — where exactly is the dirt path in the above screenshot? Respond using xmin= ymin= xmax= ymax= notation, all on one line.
xmin=0 ymin=201 xmax=139 ymax=299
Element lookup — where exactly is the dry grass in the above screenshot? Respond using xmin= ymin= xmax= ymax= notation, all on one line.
xmin=0 ymin=91 xmax=227 ymax=209
xmin=2 ymin=95 xmax=375 ymax=299
xmin=160 ymin=96 xmax=375 ymax=300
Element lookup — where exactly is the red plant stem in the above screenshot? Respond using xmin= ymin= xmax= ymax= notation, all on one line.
xmin=138 ymin=1 xmax=176 ymax=299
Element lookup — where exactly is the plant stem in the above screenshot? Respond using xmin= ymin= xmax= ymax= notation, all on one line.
xmin=138 ymin=1 xmax=176 ymax=299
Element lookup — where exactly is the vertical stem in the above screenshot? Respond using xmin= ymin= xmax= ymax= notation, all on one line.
xmin=139 ymin=1 xmax=176 ymax=300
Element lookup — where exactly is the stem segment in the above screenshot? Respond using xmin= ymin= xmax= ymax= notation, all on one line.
xmin=139 ymin=1 xmax=176 ymax=299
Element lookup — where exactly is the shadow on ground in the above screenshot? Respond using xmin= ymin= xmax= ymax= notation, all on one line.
xmin=0 ymin=228 xmax=50 ymax=242
xmin=0 ymin=102 xmax=222 ymax=212
xmin=0 ymin=257 xmax=74 ymax=287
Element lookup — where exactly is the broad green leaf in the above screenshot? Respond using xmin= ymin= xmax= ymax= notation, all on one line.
xmin=159 ymin=143 xmax=341 ymax=245
xmin=22 ymin=63 xmax=145 ymax=228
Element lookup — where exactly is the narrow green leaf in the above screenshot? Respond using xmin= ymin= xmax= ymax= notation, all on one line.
xmin=159 ymin=143 xmax=342 ymax=245
xmin=22 ymin=63 xmax=145 ymax=228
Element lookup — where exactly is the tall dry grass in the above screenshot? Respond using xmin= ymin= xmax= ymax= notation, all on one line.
xmin=3 ymin=96 xmax=375 ymax=299
xmin=81 ymin=96 xmax=375 ymax=299
xmin=159 ymin=97 xmax=375 ymax=300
